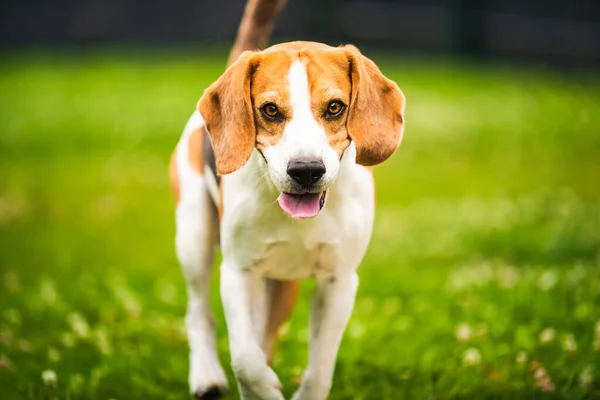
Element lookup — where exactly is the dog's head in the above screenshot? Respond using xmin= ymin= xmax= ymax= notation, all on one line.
xmin=198 ymin=42 xmax=405 ymax=219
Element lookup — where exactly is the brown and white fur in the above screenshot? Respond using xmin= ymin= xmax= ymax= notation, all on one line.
xmin=169 ymin=1 xmax=405 ymax=399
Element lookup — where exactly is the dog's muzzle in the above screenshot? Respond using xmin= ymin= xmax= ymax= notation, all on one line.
xmin=277 ymin=157 xmax=328 ymax=219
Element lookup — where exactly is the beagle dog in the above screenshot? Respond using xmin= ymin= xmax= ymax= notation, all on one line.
xmin=169 ymin=2 xmax=405 ymax=399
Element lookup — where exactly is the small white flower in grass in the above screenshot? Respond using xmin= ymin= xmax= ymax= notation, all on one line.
xmin=515 ymin=351 xmax=527 ymax=365
xmin=531 ymin=363 xmax=555 ymax=392
xmin=579 ymin=365 xmax=594 ymax=389
xmin=455 ymin=323 xmax=472 ymax=342
xmin=42 ymin=369 xmax=57 ymax=386
xmin=539 ymin=328 xmax=556 ymax=344
xmin=462 ymin=347 xmax=481 ymax=366
xmin=67 ymin=312 xmax=90 ymax=339
xmin=562 ymin=333 xmax=577 ymax=353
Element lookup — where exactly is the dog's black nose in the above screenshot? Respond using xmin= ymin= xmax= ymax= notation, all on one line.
xmin=287 ymin=158 xmax=326 ymax=187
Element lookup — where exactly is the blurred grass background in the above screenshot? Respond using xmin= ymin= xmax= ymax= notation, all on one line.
xmin=0 ymin=48 xmax=599 ymax=399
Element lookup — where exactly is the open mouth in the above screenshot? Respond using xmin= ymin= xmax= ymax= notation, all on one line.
xmin=277 ymin=191 xmax=327 ymax=219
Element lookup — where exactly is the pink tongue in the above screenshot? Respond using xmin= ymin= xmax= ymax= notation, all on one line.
xmin=277 ymin=193 xmax=322 ymax=219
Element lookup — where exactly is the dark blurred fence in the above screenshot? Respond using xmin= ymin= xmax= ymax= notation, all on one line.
xmin=1 ymin=0 xmax=598 ymax=66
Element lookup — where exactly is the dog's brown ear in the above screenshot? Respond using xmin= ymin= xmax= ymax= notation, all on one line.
xmin=343 ymin=45 xmax=405 ymax=166
xmin=198 ymin=51 xmax=258 ymax=175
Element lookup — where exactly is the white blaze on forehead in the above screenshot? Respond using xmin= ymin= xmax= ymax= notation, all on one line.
xmin=262 ymin=59 xmax=341 ymax=194
xmin=284 ymin=60 xmax=327 ymax=152
xmin=288 ymin=60 xmax=312 ymax=118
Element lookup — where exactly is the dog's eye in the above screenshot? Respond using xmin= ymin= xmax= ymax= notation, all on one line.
xmin=261 ymin=103 xmax=280 ymax=119
xmin=326 ymin=100 xmax=346 ymax=119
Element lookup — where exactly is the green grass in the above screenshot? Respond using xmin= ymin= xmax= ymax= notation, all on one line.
xmin=0 ymin=48 xmax=599 ymax=399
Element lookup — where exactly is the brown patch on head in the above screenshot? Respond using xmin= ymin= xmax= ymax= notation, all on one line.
xmin=301 ymin=49 xmax=353 ymax=157
xmin=251 ymin=51 xmax=292 ymax=152
xmin=255 ymin=42 xmax=354 ymax=158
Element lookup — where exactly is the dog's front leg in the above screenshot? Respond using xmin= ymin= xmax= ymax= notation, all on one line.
xmin=292 ymin=272 xmax=359 ymax=400
xmin=220 ymin=262 xmax=284 ymax=400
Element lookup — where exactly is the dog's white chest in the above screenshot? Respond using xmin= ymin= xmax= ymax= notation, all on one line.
xmin=247 ymin=228 xmax=341 ymax=280
xmin=223 ymin=203 xmax=351 ymax=280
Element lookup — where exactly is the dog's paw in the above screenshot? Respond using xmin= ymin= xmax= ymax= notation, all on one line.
xmin=189 ymin=352 xmax=229 ymax=400
xmin=193 ymin=384 xmax=228 ymax=400
xmin=238 ymin=365 xmax=284 ymax=400
xmin=232 ymin=345 xmax=284 ymax=400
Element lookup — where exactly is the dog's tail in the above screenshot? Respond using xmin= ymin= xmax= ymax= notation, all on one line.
xmin=227 ymin=0 xmax=287 ymax=66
